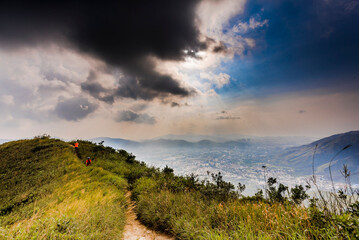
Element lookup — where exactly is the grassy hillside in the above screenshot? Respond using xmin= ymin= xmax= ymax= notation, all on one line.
xmin=0 ymin=136 xmax=128 ymax=239
xmin=1 ymin=136 xmax=358 ymax=239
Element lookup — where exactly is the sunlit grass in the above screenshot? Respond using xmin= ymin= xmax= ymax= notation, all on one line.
xmin=134 ymin=190 xmax=343 ymax=239
xmin=0 ymin=137 xmax=127 ymax=240
xmin=1 ymin=137 xmax=358 ymax=240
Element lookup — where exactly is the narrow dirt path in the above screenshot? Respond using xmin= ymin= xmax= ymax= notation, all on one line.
xmin=123 ymin=192 xmax=174 ymax=240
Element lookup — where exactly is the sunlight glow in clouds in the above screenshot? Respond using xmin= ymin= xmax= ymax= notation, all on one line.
xmin=0 ymin=0 xmax=358 ymax=140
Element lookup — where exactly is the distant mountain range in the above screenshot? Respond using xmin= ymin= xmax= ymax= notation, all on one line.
xmin=91 ymin=131 xmax=359 ymax=182
xmin=91 ymin=135 xmax=315 ymax=150
xmin=152 ymin=134 xmax=315 ymax=146
xmin=91 ymin=137 xmax=140 ymax=148
xmin=2 ymin=132 xmax=358 ymax=184
xmin=275 ymin=131 xmax=359 ymax=180
xmin=90 ymin=137 xmax=251 ymax=149
xmin=90 ymin=135 xmax=317 ymax=152
xmin=152 ymin=134 xmax=251 ymax=143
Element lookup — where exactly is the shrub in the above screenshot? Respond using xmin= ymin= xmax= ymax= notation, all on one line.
xmin=290 ymin=184 xmax=309 ymax=205
xmin=162 ymin=165 xmax=174 ymax=175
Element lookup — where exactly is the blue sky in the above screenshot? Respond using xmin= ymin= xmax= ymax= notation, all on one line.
xmin=221 ymin=0 xmax=359 ymax=101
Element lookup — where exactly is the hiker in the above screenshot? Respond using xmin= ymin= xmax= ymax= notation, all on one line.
xmin=74 ymin=141 xmax=81 ymax=158
xmin=86 ymin=157 xmax=92 ymax=166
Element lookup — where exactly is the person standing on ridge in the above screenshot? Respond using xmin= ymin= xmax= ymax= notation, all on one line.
xmin=86 ymin=157 xmax=92 ymax=166
xmin=74 ymin=141 xmax=80 ymax=158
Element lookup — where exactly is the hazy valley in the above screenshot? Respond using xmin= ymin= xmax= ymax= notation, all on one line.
xmin=91 ymin=131 xmax=359 ymax=195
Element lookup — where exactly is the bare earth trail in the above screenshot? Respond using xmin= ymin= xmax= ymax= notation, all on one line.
xmin=71 ymin=146 xmax=173 ymax=239
xmin=123 ymin=192 xmax=175 ymax=240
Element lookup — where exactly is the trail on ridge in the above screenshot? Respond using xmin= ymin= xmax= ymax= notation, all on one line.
xmin=71 ymin=142 xmax=173 ymax=239
xmin=123 ymin=192 xmax=174 ymax=240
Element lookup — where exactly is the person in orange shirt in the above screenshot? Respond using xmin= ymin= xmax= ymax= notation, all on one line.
xmin=74 ymin=141 xmax=80 ymax=158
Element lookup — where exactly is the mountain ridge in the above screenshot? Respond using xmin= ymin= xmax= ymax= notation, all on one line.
xmin=275 ymin=130 xmax=359 ymax=180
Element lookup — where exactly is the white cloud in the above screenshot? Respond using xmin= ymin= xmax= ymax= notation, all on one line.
xmin=200 ymin=72 xmax=231 ymax=88
xmin=1 ymin=95 xmax=14 ymax=105
xmin=205 ymin=89 xmax=218 ymax=97
xmin=233 ymin=17 xmax=269 ymax=34
xmin=250 ymin=17 xmax=269 ymax=29
xmin=214 ymin=73 xmax=231 ymax=88
xmin=154 ymin=0 xmax=254 ymax=98
xmin=244 ymin=38 xmax=256 ymax=48
xmin=197 ymin=0 xmax=246 ymax=39
xmin=233 ymin=22 xmax=249 ymax=33
xmin=0 ymin=46 xmax=94 ymax=124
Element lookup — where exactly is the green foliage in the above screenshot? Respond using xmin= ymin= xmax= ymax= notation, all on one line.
xmin=125 ymin=153 xmax=136 ymax=164
xmin=255 ymin=189 xmax=264 ymax=199
xmin=348 ymin=201 xmax=359 ymax=216
xmin=130 ymin=162 xmax=358 ymax=239
xmin=0 ymin=138 xmax=127 ymax=239
xmin=290 ymin=185 xmax=309 ymax=205
xmin=266 ymin=177 xmax=288 ymax=203
xmin=264 ymin=177 xmax=309 ymax=205
xmin=135 ymin=189 xmax=327 ymax=239
xmin=1 ymin=137 xmax=358 ymax=239
xmin=333 ymin=212 xmax=359 ymax=239
xmin=0 ymin=138 xmax=70 ymax=214
xmin=162 ymin=165 xmax=174 ymax=175
xmin=132 ymin=177 xmax=158 ymax=201
xmin=237 ymin=182 xmax=246 ymax=195
xmin=199 ymin=172 xmax=239 ymax=202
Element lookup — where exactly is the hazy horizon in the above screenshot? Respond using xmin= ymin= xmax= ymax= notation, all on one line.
xmin=0 ymin=131 xmax=326 ymax=142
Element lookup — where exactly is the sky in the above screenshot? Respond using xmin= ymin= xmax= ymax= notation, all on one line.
xmin=0 ymin=0 xmax=358 ymax=140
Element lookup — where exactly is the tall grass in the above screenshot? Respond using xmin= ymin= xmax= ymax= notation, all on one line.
xmin=308 ymin=144 xmax=359 ymax=214
xmin=129 ymin=146 xmax=359 ymax=239
xmin=1 ymin=137 xmax=358 ymax=239
xmin=0 ymin=137 xmax=128 ymax=239
xmin=133 ymin=182 xmax=348 ymax=239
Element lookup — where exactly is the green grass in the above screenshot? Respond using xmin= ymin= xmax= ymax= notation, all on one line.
xmin=0 ymin=137 xmax=127 ymax=239
xmin=134 ymin=190 xmax=333 ymax=239
xmin=130 ymin=169 xmax=359 ymax=239
xmin=1 ymin=137 xmax=358 ymax=239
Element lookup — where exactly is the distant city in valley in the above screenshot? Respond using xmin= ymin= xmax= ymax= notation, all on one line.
xmin=91 ymin=131 xmax=359 ymax=195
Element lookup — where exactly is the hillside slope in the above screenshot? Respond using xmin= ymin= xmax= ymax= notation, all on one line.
xmin=276 ymin=131 xmax=359 ymax=179
xmin=0 ymin=137 xmax=128 ymax=239
xmin=1 ymin=136 xmax=358 ymax=239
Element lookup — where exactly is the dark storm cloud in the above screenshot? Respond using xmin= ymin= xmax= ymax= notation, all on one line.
xmin=115 ymin=110 xmax=156 ymax=125
xmin=81 ymin=71 xmax=115 ymax=103
xmin=213 ymin=41 xmax=227 ymax=53
xmin=0 ymin=0 xmax=205 ymax=100
xmin=171 ymin=102 xmax=180 ymax=107
xmin=130 ymin=104 xmax=148 ymax=112
xmin=54 ymin=97 xmax=98 ymax=121
xmin=113 ymin=59 xmax=196 ymax=100
xmin=169 ymin=102 xmax=190 ymax=107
